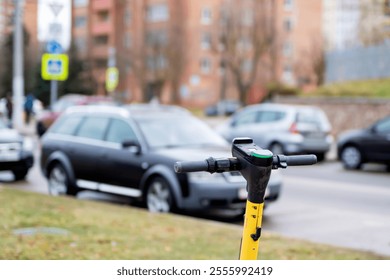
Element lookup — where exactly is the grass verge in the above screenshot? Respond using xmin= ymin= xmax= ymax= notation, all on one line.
xmin=311 ymin=79 xmax=390 ymax=98
xmin=0 ymin=186 xmax=387 ymax=260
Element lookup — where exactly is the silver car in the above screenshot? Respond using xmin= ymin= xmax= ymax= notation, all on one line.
xmin=217 ymin=103 xmax=333 ymax=161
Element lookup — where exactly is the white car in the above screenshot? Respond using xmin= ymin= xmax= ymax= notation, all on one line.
xmin=217 ymin=103 xmax=333 ymax=161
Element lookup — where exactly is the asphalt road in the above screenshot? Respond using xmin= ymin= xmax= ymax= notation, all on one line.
xmin=1 ymin=144 xmax=389 ymax=257
xmin=264 ymin=162 xmax=390 ymax=257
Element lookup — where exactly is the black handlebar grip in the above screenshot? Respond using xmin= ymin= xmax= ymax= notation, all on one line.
xmin=285 ymin=154 xmax=317 ymax=166
xmin=174 ymin=160 xmax=209 ymax=173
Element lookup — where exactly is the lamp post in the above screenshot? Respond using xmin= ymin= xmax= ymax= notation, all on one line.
xmin=12 ymin=0 xmax=25 ymax=130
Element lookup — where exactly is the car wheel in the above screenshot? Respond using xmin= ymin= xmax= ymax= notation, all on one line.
xmin=270 ymin=142 xmax=284 ymax=155
xmin=12 ymin=168 xmax=28 ymax=181
xmin=48 ymin=164 xmax=77 ymax=196
xmin=340 ymin=145 xmax=362 ymax=170
xmin=146 ymin=177 xmax=175 ymax=213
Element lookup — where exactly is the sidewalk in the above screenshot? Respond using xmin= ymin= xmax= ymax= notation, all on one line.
xmin=17 ymin=118 xmax=37 ymax=137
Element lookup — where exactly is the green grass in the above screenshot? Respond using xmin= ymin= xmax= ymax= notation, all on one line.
xmin=0 ymin=187 xmax=386 ymax=260
xmin=310 ymin=79 xmax=390 ymax=98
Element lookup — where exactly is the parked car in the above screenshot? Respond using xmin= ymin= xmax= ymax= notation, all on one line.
xmin=36 ymin=94 xmax=114 ymax=136
xmin=337 ymin=116 xmax=390 ymax=170
xmin=40 ymin=104 xmax=282 ymax=213
xmin=0 ymin=119 xmax=34 ymax=180
xmin=216 ymin=103 xmax=333 ymax=161
xmin=204 ymin=100 xmax=242 ymax=116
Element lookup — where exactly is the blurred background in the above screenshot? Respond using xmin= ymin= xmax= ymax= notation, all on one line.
xmin=0 ymin=0 xmax=390 ymax=258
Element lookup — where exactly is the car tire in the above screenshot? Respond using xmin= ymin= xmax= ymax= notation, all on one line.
xmin=340 ymin=145 xmax=362 ymax=170
xmin=12 ymin=168 xmax=28 ymax=181
xmin=48 ymin=163 xmax=77 ymax=196
xmin=270 ymin=142 xmax=284 ymax=155
xmin=146 ymin=177 xmax=175 ymax=213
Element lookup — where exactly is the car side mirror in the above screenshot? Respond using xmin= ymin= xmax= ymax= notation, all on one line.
xmin=122 ymin=140 xmax=141 ymax=155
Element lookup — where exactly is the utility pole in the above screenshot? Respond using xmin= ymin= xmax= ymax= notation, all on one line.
xmin=12 ymin=0 xmax=25 ymax=130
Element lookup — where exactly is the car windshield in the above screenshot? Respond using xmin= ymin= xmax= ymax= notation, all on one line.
xmin=136 ymin=115 xmax=228 ymax=149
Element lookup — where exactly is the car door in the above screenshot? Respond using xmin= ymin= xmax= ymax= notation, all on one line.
xmin=71 ymin=116 xmax=110 ymax=183
xmin=98 ymin=117 xmax=145 ymax=193
xmin=364 ymin=117 xmax=390 ymax=161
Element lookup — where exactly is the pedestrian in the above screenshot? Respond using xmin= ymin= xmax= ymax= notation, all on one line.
xmin=5 ymin=94 xmax=13 ymax=127
xmin=24 ymin=93 xmax=34 ymax=124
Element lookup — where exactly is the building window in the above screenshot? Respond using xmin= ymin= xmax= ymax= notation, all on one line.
xmin=201 ymin=32 xmax=212 ymax=50
xmin=200 ymin=58 xmax=212 ymax=74
xmin=201 ymin=7 xmax=212 ymax=25
xmin=283 ymin=41 xmax=293 ymax=56
xmin=124 ymin=8 xmax=131 ymax=26
xmin=146 ymin=30 xmax=168 ymax=46
xmin=95 ymin=58 xmax=107 ymax=68
xmin=284 ymin=0 xmax=293 ymax=10
xmin=74 ymin=37 xmax=87 ymax=51
xmin=283 ymin=17 xmax=293 ymax=32
xmin=147 ymin=4 xmax=169 ymax=22
xmin=147 ymin=55 xmax=167 ymax=70
xmin=73 ymin=0 xmax=88 ymax=8
xmin=124 ymin=33 xmax=131 ymax=48
xmin=282 ymin=64 xmax=294 ymax=84
xmin=93 ymin=35 xmax=109 ymax=45
xmin=241 ymin=59 xmax=252 ymax=73
xmin=74 ymin=16 xmax=87 ymax=28
xmin=97 ymin=10 xmax=110 ymax=22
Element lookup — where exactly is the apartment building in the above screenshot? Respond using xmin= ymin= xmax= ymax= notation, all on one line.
xmin=7 ymin=0 xmax=322 ymax=107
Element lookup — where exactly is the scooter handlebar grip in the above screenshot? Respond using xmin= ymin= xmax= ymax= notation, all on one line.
xmin=174 ymin=160 xmax=209 ymax=173
xmin=285 ymin=154 xmax=317 ymax=166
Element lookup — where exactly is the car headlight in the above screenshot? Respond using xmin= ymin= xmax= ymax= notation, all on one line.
xmin=188 ymin=172 xmax=226 ymax=183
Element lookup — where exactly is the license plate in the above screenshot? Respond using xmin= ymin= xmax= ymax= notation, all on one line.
xmin=0 ymin=153 xmax=20 ymax=162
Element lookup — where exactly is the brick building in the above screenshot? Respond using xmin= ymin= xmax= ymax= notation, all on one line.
xmin=7 ymin=0 xmax=323 ymax=108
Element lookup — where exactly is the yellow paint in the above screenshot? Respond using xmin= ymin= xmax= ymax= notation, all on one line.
xmin=41 ymin=53 xmax=69 ymax=81
xmin=239 ymin=201 xmax=264 ymax=260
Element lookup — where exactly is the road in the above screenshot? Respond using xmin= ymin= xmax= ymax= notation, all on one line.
xmin=1 ymin=140 xmax=389 ymax=257
xmin=264 ymin=162 xmax=390 ymax=257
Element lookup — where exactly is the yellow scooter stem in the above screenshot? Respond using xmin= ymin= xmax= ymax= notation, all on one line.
xmin=239 ymin=200 xmax=264 ymax=260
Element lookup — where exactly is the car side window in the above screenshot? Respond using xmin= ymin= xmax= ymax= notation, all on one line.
xmin=76 ymin=117 xmax=110 ymax=140
xmin=258 ymin=110 xmax=285 ymax=123
xmin=375 ymin=118 xmax=390 ymax=133
xmin=105 ymin=118 xmax=138 ymax=144
xmin=234 ymin=111 xmax=259 ymax=127
xmin=50 ymin=115 xmax=84 ymax=135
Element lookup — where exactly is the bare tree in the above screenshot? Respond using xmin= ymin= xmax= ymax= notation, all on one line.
xmin=294 ymin=37 xmax=325 ymax=87
xmin=216 ymin=0 xmax=276 ymax=105
xmin=126 ymin=0 xmax=186 ymax=104
xmin=359 ymin=0 xmax=389 ymax=46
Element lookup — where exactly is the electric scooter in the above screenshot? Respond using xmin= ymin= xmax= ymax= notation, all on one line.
xmin=174 ymin=137 xmax=317 ymax=260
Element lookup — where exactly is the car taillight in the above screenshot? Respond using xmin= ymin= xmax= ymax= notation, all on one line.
xmin=289 ymin=123 xmax=300 ymax=134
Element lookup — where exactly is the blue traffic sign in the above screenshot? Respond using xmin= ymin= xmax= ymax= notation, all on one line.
xmin=46 ymin=40 xmax=62 ymax=54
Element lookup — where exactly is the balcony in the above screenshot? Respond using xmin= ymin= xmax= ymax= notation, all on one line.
xmin=92 ymin=0 xmax=113 ymax=11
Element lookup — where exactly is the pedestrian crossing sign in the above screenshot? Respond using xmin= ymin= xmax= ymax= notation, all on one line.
xmin=41 ymin=53 xmax=69 ymax=81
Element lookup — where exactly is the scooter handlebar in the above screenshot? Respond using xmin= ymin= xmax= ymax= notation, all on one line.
xmin=286 ymin=154 xmax=317 ymax=166
xmin=272 ymin=154 xmax=317 ymax=169
xmin=174 ymin=160 xmax=208 ymax=173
